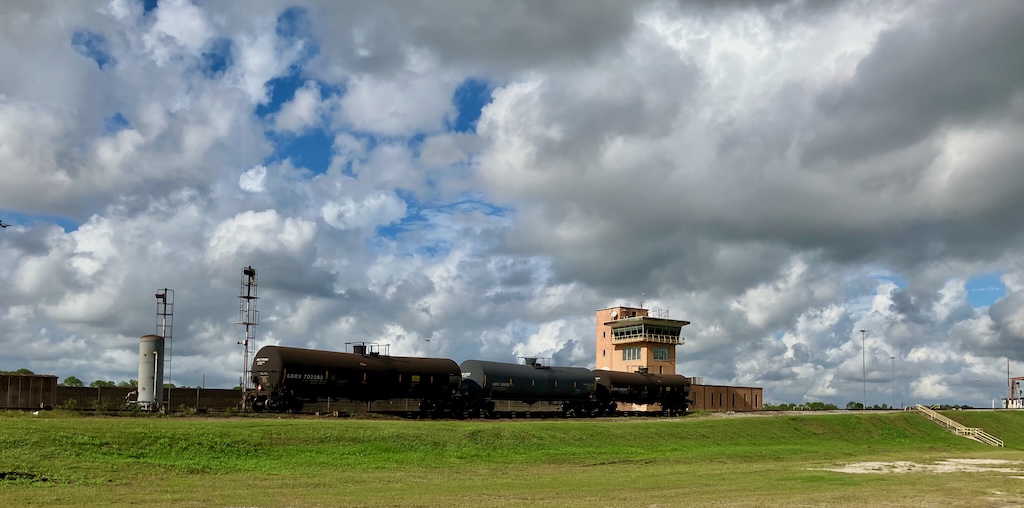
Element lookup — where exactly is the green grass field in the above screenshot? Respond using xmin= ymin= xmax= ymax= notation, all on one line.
xmin=2 ymin=410 xmax=1023 ymax=507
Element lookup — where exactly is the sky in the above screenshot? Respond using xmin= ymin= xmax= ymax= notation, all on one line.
xmin=2 ymin=0 xmax=1024 ymax=408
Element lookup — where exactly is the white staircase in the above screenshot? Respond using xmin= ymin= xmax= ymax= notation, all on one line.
xmin=908 ymin=404 xmax=1003 ymax=447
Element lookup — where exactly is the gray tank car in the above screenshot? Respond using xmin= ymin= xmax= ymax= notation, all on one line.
xmin=459 ymin=358 xmax=597 ymax=416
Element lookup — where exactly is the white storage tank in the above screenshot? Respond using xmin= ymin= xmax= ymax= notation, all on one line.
xmin=137 ymin=334 xmax=165 ymax=410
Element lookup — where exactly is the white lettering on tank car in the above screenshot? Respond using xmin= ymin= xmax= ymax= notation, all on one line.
xmin=286 ymin=373 xmax=325 ymax=381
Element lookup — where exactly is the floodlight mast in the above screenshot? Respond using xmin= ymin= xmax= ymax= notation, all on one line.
xmin=860 ymin=329 xmax=869 ymax=409
xmin=238 ymin=266 xmax=259 ymax=408
xmin=155 ymin=289 xmax=174 ymax=409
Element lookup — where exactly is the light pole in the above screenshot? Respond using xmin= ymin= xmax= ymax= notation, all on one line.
xmin=890 ymin=355 xmax=895 ymax=409
xmin=860 ymin=329 xmax=869 ymax=409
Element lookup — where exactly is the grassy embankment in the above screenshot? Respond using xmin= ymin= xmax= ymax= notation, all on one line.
xmin=2 ymin=410 xmax=1024 ymax=507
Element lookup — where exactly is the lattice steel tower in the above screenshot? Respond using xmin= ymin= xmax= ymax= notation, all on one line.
xmin=238 ymin=267 xmax=259 ymax=397
xmin=155 ymin=288 xmax=174 ymax=405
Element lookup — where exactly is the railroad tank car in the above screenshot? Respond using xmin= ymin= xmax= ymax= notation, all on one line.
xmin=593 ymin=369 xmax=691 ymax=415
xmin=248 ymin=345 xmax=462 ymax=413
xmin=459 ymin=358 xmax=597 ymax=416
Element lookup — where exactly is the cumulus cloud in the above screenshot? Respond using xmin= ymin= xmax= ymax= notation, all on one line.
xmin=320 ymin=191 xmax=407 ymax=231
xmin=205 ymin=210 xmax=317 ymax=268
xmin=239 ymin=164 xmax=268 ymax=193
xmin=273 ymin=81 xmax=324 ymax=133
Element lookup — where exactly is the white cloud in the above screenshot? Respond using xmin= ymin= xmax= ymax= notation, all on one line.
xmin=239 ymin=164 xmax=267 ymax=193
xmin=338 ymin=70 xmax=457 ymax=136
xmin=0 ymin=99 xmax=73 ymax=212
xmin=273 ymin=81 xmax=324 ymax=133
xmin=143 ymin=0 xmax=215 ymax=64
xmin=205 ymin=210 xmax=317 ymax=268
xmin=228 ymin=29 xmax=305 ymax=104
xmin=910 ymin=374 xmax=953 ymax=399
xmin=320 ymin=191 xmax=407 ymax=231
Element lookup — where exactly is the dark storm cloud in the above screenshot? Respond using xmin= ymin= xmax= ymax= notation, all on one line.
xmin=805 ymin=2 xmax=1024 ymax=165
xmin=889 ymin=288 xmax=927 ymax=324
xmin=284 ymin=0 xmax=641 ymax=78
xmin=985 ymin=293 xmax=1024 ymax=357
xmin=408 ymin=1 xmax=641 ymax=72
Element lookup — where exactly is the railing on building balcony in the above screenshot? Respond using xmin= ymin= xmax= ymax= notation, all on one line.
xmin=611 ymin=334 xmax=682 ymax=345
xmin=608 ymin=318 xmax=685 ymax=345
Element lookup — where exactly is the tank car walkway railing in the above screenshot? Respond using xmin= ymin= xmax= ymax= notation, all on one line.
xmin=908 ymin=404 xmax=1003 ymax=447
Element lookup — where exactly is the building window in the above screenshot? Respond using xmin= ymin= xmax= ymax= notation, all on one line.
xmin=653 ymin=347 xmax=669 ymax=361
xmin=602 ymin=331 xmax=606 ymax=337
xmin=602 ymin=350 xmax=606 ymax=357
xmin=622 ymin=347 xmax=641 ymax=361
xmin=659 ymin=366 xmax=663 ymax=374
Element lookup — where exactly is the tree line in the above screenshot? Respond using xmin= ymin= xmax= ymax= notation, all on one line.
xmin=3 ymin=369 xmax=187 ymax=389
xmin=762 ymin=401 xmax=839 ymax=411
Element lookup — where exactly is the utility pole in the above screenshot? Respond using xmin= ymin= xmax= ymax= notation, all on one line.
xmin=860 ymin=329 xmax=869 ymax=409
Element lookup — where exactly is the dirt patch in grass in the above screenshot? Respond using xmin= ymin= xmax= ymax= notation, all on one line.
xmin=817 ymin=459 xmax=1024 ymax=475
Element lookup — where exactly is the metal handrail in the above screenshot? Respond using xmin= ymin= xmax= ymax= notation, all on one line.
xmin=912 ymin=404 xmax=1003 ymax=447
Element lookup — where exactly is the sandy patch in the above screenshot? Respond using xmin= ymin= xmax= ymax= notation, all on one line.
xmin=817 ymin=459 xmax=1024 ymax=475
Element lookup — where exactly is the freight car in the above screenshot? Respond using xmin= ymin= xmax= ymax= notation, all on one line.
xmin=247 ymin=345 xmax=692 ymax=417
xmin=594 ymin=368 xmax=690 ymax=416
xmin=247 ymin=345 xmax=462 ymax=414
xmin=459 ymin=358 xmax=598 ymax=417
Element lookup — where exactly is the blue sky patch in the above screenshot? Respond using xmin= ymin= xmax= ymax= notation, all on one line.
xmin=71 ymin=30 xmax=115 ymax=70
xmin=965 ymin=273 xmax=1006 ymax=308
xmin=873 ymin=273 xmax=907 ymax=288
xmin=375 ymin=196 xmax=509 ymax=253
xmin=1 ymin=210 xmax=80 ymax=233
xmin=256 ymin=73 xmax=307 ymax=117
xmin=450 ymin=78 xmax=491 ymax=132
xmin=141 ymin=0 xmax=158 ymax=15
xmin=200 ymin=38 xmax=233 ymax=78
xmin=259 ymin=74 xmax=345 ymax=175
xmin=265 ymin=128 xmax=333 ymax=174
xmin=276 ymin=7 xmax=313 ymax=41
xmin=104 ymin=113 xmax=130 ymax=134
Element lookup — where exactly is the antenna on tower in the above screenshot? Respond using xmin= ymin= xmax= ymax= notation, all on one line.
xmin=238 ymin=266 xmax=259 ymax=408
xmin=155 ymin=288 xmax=174 ymax=407
xmin=639 ymin=293 xmax=646 ymax=310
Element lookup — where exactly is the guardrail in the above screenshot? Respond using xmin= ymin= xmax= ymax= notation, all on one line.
xmin=911 ymin=404 xmax=1003 ymax=447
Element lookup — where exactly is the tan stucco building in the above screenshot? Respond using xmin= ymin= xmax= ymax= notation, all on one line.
xmin=595 ymin=305 xmax=763 ymax=411
xmin=595 ymin=306 xmax=687 ymax=375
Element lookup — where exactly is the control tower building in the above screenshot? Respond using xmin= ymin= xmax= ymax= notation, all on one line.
xmin=595 ymin=305 xmax=689 ymax=375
